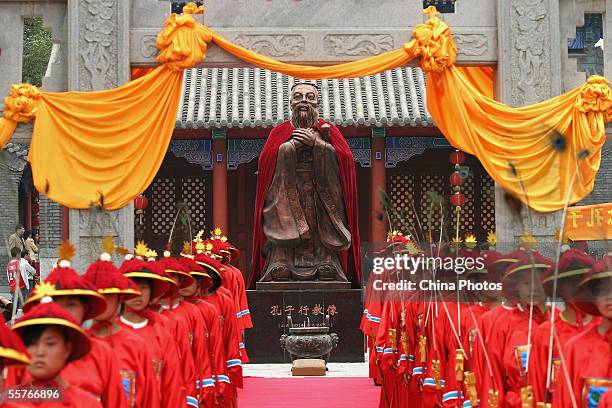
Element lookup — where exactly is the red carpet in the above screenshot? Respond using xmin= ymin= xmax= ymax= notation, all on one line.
xmin=238 ymin=377 xmax=379 ymax=407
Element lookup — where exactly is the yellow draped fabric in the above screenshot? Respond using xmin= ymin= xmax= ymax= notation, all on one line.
xmin=204 ymin=6 xmax=455 ymax=79
xmin=426 ymin=69 xmax=610 ymax=212
xmin=30 ymin=66 xmax=184 ymax=209
xmin=0 ymin=4 xmax=609 ymax=211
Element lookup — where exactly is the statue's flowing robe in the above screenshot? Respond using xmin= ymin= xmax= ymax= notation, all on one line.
xmin=250 ymin=119 xmax=361 ymax=288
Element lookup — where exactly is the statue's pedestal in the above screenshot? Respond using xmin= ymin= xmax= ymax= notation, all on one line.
xmin=256 ymin=281 xmax=352 ymax=290
xmin=244 ymin=287 xmax=363 ymax=363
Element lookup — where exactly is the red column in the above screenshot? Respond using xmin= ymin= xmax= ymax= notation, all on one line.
xmin=371 ymin=136 xmax=387 ymax=243
xmin=212 ymin=137 xmax=229 ymax=234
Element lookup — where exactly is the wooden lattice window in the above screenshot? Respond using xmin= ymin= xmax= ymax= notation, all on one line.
xmin=183 ymin=177 xmax=208 ymax=232
xmin=138 ymin=152 xmax=212 ymax=252
xmin=480 ymin=174 xmax=496 ymax=233
xmin=389 ymin=174 xmax=416 ymax=229
xmin=150 ymin=177 xmax=176 ymax=235
xmin=420 ymin=174 xmax=446 ymax=233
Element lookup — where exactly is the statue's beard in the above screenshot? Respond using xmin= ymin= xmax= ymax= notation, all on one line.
xmin=291 ymin=104 xmax=318 ymax=129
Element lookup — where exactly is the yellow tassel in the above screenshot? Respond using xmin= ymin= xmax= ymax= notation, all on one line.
xmin=432 ymin=359 xmax=441 ymax=390
xmin=520 ymin=386 xmax=535 ymax=408
xmin=464 ymin=371 xmax=478 ymax=406
xmin=400 ymin=332 xmax=409 ymax=355
xmin=488 ymin=389 xmax=499 ymax=408
xmin=419 ymin=335 xmax=427 ymax=363
xmin=455 ymin=349 xmax=465 ymax=382
xmin=387 ymin=329 xmax=397 ymax=351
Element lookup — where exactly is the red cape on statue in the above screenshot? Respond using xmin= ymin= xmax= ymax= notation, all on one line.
xmin=250 ymin=119 xmax=361 ymax=288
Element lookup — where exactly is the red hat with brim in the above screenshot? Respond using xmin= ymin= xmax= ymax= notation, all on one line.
xmin=120 ymin=259 xmax=170 ymax=301
xmin=0 ymin=315 xmax=31 ymax=366
xmin=178 ymin=257 xmax=212 ymax=287
xmin=24 ymin=266 xmax=107 ymax=321
xmin=194 ymin=253 xmax=222 ymax=291
xmin=159 ymin=257 xmax=196 ymax=289
xmin=573 ymin=255 xmax=612 ymax=316
xmin=502 ymin=250 xmax=552 ymax=299
xmin=466 ymin=250 xmax=504 ymax=277
xmin=84 ymin=259 xmax=141 ymax=300
xmin=13 ymin=301 xmax=91 ymax=362
xmin=541 ymin=249 xmax=594 ymax=296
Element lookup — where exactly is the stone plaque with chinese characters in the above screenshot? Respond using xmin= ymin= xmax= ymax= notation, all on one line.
xmin=245 ymin=289 xmax=363 ymax=363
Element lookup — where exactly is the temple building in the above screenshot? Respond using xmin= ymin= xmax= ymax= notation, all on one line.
xmin=140 ymin=66 xmax=497 ymax=277
xmin=0 ymin=0 xmax=610 ymax=291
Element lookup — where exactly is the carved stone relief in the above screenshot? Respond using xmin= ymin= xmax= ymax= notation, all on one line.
xmin=233 ymin=34 xmax=305 ymax=57
xmin=140 ymin=35 xmax=158 ymax=59
xmin=323 ymin=34 xmax=393 ymax=56
xmin=511 ymin=0 xmax=551 ymax=106
xmin=80 ymin=0 xmax=117 ymax=91
xmin=453 ymin=34 xmax=488 ymax=56
xmin=79 ymin=210 xmax=121 ymax=237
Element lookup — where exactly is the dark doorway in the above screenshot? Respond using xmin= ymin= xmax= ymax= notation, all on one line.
xmin=138 ymin=152 xmax=213 ymax=254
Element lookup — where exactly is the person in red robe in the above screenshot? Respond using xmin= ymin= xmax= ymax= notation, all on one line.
xmin=179 ymin=257 xmax=227 ymax=407
xmin=195 ymin=252 xmax=243 ymax=406
xmin=148 ymin=266 xmax=199 ymax=406
xmin=478 ymin=250 xmax=551 ymax=408
xmin=160 ymin=253 xmax=215 ymax=405
xmin=83 ymin=252 xmax=161 ymax=408
xmin=0 ymin=314 xmax=31 ymax=390
xmin=208 ymin=231 xmax=252 ymax=361
xmin=250 ymin=113 xmax=361 ymax=288
xmin=470 ymin=250 xmax=521 ymax=401
xmin=9 ymin=257 xmax=127 ymax=408
xmin=4 ymin=300 xmax=103 ymax=408
xmin=554 ymin=255 xmax=611 ymax=408
xmin=118 ymin=257 xmax=187 ymax=408
xmin=528 ymin=248 xmax=596 ymax=405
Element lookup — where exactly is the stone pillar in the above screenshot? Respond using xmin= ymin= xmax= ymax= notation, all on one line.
xmin=212 ymin=135 xmax=229 ymax=234
xmin=371 ymin=136 xmax=387 ymax=243
xmin=0 ymin=151 xmax=23 ymax=289
xmin=606 ymin=0 xmax=612 ymax=80
xmin=495 ymin=0 xmax=563 ymax=252
xmin=66 ymin=0 xmax=133 ymax=272
xmin=0 ymin=3 xmax=24 ymax=111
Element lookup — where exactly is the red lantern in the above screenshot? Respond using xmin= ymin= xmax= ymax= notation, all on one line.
xmin=449 ymin=172 xmax=464 ymax=186
xmin=450 ymin=193 xmax=466 ymax=207
xmin=134 ymin=195 xmax=148 ymax=225
xmin=32 ymin=217 xmax=40 ymax=227
xmin=134 ymin=195 xmax=148 ymax=210
xmin=450 ymin=150 xmax=465 ymax=165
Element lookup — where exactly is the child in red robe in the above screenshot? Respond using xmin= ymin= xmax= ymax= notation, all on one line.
xmin=118 ymin=257 xmax=188 ymax=408
xmin=555 ymin=255 xmax=611 ymax=408
xmin=195 ymin=252 xmax=243 ymax=406
xmin=478 ymin=250 xmax=550 ymax=408
xmin=160 ymin=253 xmax=215 ymax=405
xmin=179 ymin=257 xmax=228 ymax=406
xmin=84 ymin=251 xmax=161 ymax=408
xmin=9 ymin=253 xmax=127 ymax=408
xmin=5 ymin=300 xmax=103 ymax=408
xmin=528 ymin=248 xmax=596 ymax=405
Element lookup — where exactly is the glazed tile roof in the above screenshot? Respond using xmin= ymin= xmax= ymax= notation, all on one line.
xmin=175 ymin=67 xmax=433 ymax=129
